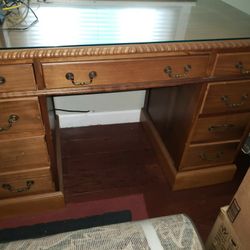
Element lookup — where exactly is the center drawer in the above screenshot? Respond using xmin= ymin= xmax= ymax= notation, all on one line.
xmin=42 ymin=55 xmax=210 ymax=89
xmin=0 ymin=97 xmax=44 ymax=140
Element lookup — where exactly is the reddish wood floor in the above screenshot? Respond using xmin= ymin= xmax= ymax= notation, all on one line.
xmin=61 ymin=123 xmax=249 ymax=242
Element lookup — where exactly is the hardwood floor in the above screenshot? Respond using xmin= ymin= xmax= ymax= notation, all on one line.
xmin=61 ymin=123 xmax=166 ymax=202
xmin=60 ymin=123 xmax=249 ymax=242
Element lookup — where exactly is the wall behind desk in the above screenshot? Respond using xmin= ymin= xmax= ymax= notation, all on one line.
xmin=53 ymin=90 xmax=146 ymax=128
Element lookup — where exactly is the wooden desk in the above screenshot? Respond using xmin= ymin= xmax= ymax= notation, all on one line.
xmin=0 ymin=39 xmax=250 ymax=218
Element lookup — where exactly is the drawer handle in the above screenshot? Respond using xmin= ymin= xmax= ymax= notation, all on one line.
xmin=2 ymin=180 xmax=35 ymax=193
xmin=0 ymin=76 xmax=6 ymax=85
xmin=199 ymin=151 xmax=224 ymax=162
xmin=65 ymin=71 xmax=97 ymax=85
xmin=235 ymin=62 xmax=250 ymax=75
xmin=0 ymin=114 xmax=19 ymax=132
xmin=164 ymin=65 xmax=192 ymax=78
xmin=208 ymin=124 xmax=235 ymax=132
xmin=221 ymin=94 xmax=248 ymax=108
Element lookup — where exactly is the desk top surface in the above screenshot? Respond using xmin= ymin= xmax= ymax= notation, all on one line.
xmin=0 ymin=0 xmax=250 ymax=49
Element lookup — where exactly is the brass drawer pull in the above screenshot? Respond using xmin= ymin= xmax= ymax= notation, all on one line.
xmin=221 ymin=94 xmax=248 ymax=108
xmin=208 ymin=123 xmax=235 ymax=132
xmin=199 ymin=151 xmax=224 ymax=162
xmin=164 ymin=64 xmax=192 ymax=78
xmin=235 ymin=62 xmax=250 ymax=75
xmin=65 ymin=71 xmax=97 ymax=85
xmin=0 ymin=76 xmax=6 ymax=85
xmin=2 ymin=180 xmax=34 ymax=193
xmin=0 ymin=114 xmax=19 ymax=132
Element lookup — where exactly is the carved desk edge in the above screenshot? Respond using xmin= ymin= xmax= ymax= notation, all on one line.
xmin=0 ymin=39 xmax=250 ymax=61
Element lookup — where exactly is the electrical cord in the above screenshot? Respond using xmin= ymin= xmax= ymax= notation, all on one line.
xmin=53 ymin=108 xmax=91 ymax=113
xmin=1 ymin=0 xmax=26 ymax=24
xmin=0 ymin=0 xmax=38 ymax=30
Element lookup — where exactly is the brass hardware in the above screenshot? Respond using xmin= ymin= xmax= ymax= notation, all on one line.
xmin=164 ymin=64 xmax=192 ymax=78
xmin=221 ymin=94 xmax=248 ymax=108
xmin=2 ymin=180 xmax=34 ymax=193
xmin=0 ymin=76 xmax=5 ymax=85
xmin=0 ymin=114 xmax=19 ymax=132
xmin=65 ymin=71 xmax=97 ymax=85
xmin=208 ymin=123 xmax=235 ymax=132
xmin=199 ymin=151 xmax=224 ymax=162
xmin=235 ymin=62 xmax=250 ymax=75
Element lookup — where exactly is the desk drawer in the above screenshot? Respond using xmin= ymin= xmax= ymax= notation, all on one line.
xmin=180 ymin=142 xmax=238 ymax=170
xmin=200 ymin=80 xmax=250 ymax=114
xmin=191 ymin=113 xmax=250 ymax=143
xmin=0 ymin=97 xmax=44 ymax=140
xmin=0 ymin=136 xmax=50 ymax=172
xmin=0 ymin=64 xmax=36 ymax=92
xmin=0 ymin=167 xmax=54 ymax=199
xmin=42 ymin=56 xmax=209 ymax=89
xmin=213 ymin=52 xmax=250 ymax=77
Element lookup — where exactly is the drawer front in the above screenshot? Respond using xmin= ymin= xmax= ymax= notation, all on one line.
xmin=213 ymin=52 xmax=250 ymax=77
xmin=201 ymin=80 xmax=250 ymax=114
xmin=180 ymin=143 xmax=238 ymax=170
xmin=0 ymin=97 xmax=44 ymax=140
xmin=42 ymin=55 xmax=209 ymax=89
xmin=0 ymin=136 xmax=50 ymax=172
xmin=0 ymin=167 xmax=54 ymax=199
xmin=0 ymin=64 xmax=36 ymax=92
xmin=191 ymin=113 xmax=250 ymax=143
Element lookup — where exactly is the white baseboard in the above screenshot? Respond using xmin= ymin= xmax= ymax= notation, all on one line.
xmin=58 ymin=109 xmax=141 ymax=128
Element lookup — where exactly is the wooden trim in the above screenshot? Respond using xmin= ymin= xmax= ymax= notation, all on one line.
xmin=55 ymin=115 xmax=64 ymax=192
xmin=140 ymin=109 xmax=237 ymax=190
xmin=235 ymin=116 xmax=250 ymax=159
xmin=178 ymin=82 xmax=208 ymax=167
xmin=33 ymin=59 xmax=46 ymax=90
xmin=0 ymin=78 xmax=211 ymax=99
xmin=38 ymin=96 xmax=58 ymax=190
xmin=0 ymin=39 xmax=250 ymax=61
xmin=0 ymin=192 xmax=64 ymax=219
xmin=188 ymin=139 xmax=241 ymax=147
xmin=173 ymin=164 xmax=236 ymax=190
xmin=143 ymin=89 xmax=150 ymax=111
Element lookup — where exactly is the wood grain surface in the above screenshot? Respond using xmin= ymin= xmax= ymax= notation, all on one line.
xmin=0 ymin=136 xmax=49 ymax=172
xmin=200 ymin=80 xmax=250 ymax=115
xmin=42 ymin=56 xmax=209 ymax=89
xmin=0 ymin=64 xmax=36 ymax=92
xmin=213 ymin=52 xmax=250 ymax=77
xmin=0 ymin=167 xmax=54 ymax=199
xmin=191 ymin=113 xmax=250 ymax=143
xmin=0 ymin=97 xmax=44 ymax=140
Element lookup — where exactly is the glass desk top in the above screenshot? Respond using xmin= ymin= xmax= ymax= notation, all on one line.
xmin=0 ymin=0 xmax=250 ymax=49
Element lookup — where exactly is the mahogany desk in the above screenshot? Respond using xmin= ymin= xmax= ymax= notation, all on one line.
xmin=1 ymin=0 xmax=250 ymax=218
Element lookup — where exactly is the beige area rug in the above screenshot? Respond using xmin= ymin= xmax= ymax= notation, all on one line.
xmin=0 ymin=214 xmax=204 ymax=250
